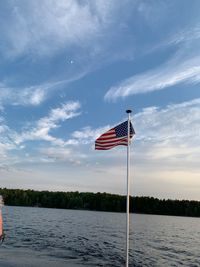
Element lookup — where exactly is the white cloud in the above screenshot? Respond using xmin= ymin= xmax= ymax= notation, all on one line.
xmin=128 ymin=98 xmax=200 ymax=197
xmin=0 ymin=73 xmax=90 ymax=108
xmin=83 ymin=97 xmax=200 ymax=161
xmin=0 ymin=0 xmax=116 ymax=58
xmin=68 ymin=97 xmax=200 ymax=152
xmin=166 ymin=25 xmax=200 ymax=46
xmin=0 ymin=121 xmax=19 ymax=170
xmin=70 ymin=125 xmax=111 ymax=145
xmin=0 ymin=97 xmax=200 ymax=198
xmin=40 ymin=146 xmax=86 ymax=165
xmin=104 ymin=10 xmax=200 ymax=101
xmin=80 ymin=98 xmax=200 ymax=198
xmin=13 ymin=96 xmax=198 ymax=167
xmin=0 ymin=82 xmax=55 ymax=107
xmin=0 ymin=101 xmax=82 ymax=168
xmin=105 ymin=55 xmax=200 ymax=100
xmin=14 ymin=101 xmax=81 ymax=146
xmin=134 ymin=98 xmax=200 ymax=145
xmin=0 ymin=101 xmax=82 ymax=173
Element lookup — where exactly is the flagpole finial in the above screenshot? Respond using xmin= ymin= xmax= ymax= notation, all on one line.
xmin=126 ymin=109 xmax=132 ymax=114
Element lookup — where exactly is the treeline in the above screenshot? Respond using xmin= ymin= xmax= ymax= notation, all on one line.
xmin=0 ymin=188 xmax=200 ymax=217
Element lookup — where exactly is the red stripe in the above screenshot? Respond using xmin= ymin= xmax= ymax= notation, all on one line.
xmin=97 ymin=134 xmax=116 ymax=141
xmin=95 ymin=142 xmax=128 ymax=150
xmin=97 ymin=130 xmax=115 ymax=139
xmin=96 ymin=136 xmax=127 ymax=144
xmin=95 ymin=138 xmax=127 ymax=146
xmin=101 ymin=129 xmax=115 ymax=135
xmin=95 ymin=139 xmax=128 ymax=149
xmin=96 ymin=137 xmax=127 ymax=144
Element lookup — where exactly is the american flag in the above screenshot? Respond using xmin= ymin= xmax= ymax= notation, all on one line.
xmin=95 ymin=120 xmax=135 ymax=150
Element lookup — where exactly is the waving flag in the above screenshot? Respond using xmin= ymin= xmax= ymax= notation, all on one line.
xmin=95 ymin=120 xmax=135 ymax=150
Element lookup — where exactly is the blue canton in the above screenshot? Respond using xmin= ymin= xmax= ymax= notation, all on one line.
xmin=115 ymin=121 xmax=134 ymax=137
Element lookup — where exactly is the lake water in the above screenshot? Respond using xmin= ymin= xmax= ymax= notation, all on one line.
xmin=0 ymin=206 xmax=199 ymax=266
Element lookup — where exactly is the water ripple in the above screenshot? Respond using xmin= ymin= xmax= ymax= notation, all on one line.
xmin=1 ymin=207 xmax=200 ymax=266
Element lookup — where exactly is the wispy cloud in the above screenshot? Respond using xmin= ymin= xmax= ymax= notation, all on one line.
xmin=105 ymin=8 xmax=200 ymax=101
xmin=166 ymin=25 xmax=200 ymax=46
xmin=69 ymin=98 xmax=200 ymax=169
xmin=40 ymin=146 xmax=86 ymax=165
xmin=105 ymin=54 xmax=200 ymax=100
xmin=67 ymin=97 xmax=200 ymax=151
xmin=70 ymin=125 xmax=111 ymax=145
xmin=3 ymin=0 xmax=196 ymax=108
xmin=129 ymin=98 xmax=200 ymax=196
xmin=0 ymin=118 xmax=19 ymax=171
xmin=132 ymin=105 xmax=200 ymax=200
xmin=80 ymin=98 xmax=200 ymax=198
xmin=0 ymin=0 xmax=117 ymax=59
xmin=1 ymin=97 xmax=200 ymax=197
xmin=0 ymin=67 xmax=92 ymax=108
xmin=134 ymin=98 xmax=200 ymax=145
xmin=14 ymin=101 xmax=81 ymax=146
xmin=0 ymin=81 xmax=61 ymax=107
xmin=0 ymin=101 xmax=82 ymax=168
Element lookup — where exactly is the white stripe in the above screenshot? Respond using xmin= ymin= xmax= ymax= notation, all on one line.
xmin=96 ymin=136 xmax=127 ymax=144
xmin=96 ymin=140 xmax=127 ymax=148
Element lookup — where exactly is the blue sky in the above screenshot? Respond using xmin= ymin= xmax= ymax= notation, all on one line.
xmin=0 ymin=0 xmax=200 ymax=200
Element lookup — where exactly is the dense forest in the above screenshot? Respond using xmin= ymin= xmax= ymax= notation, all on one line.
xmin=0 ymin=188 xmax=200 ymax=217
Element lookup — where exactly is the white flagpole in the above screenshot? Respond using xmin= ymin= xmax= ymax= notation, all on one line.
xmin=126 ymin=109 xmax=132 ymax=267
